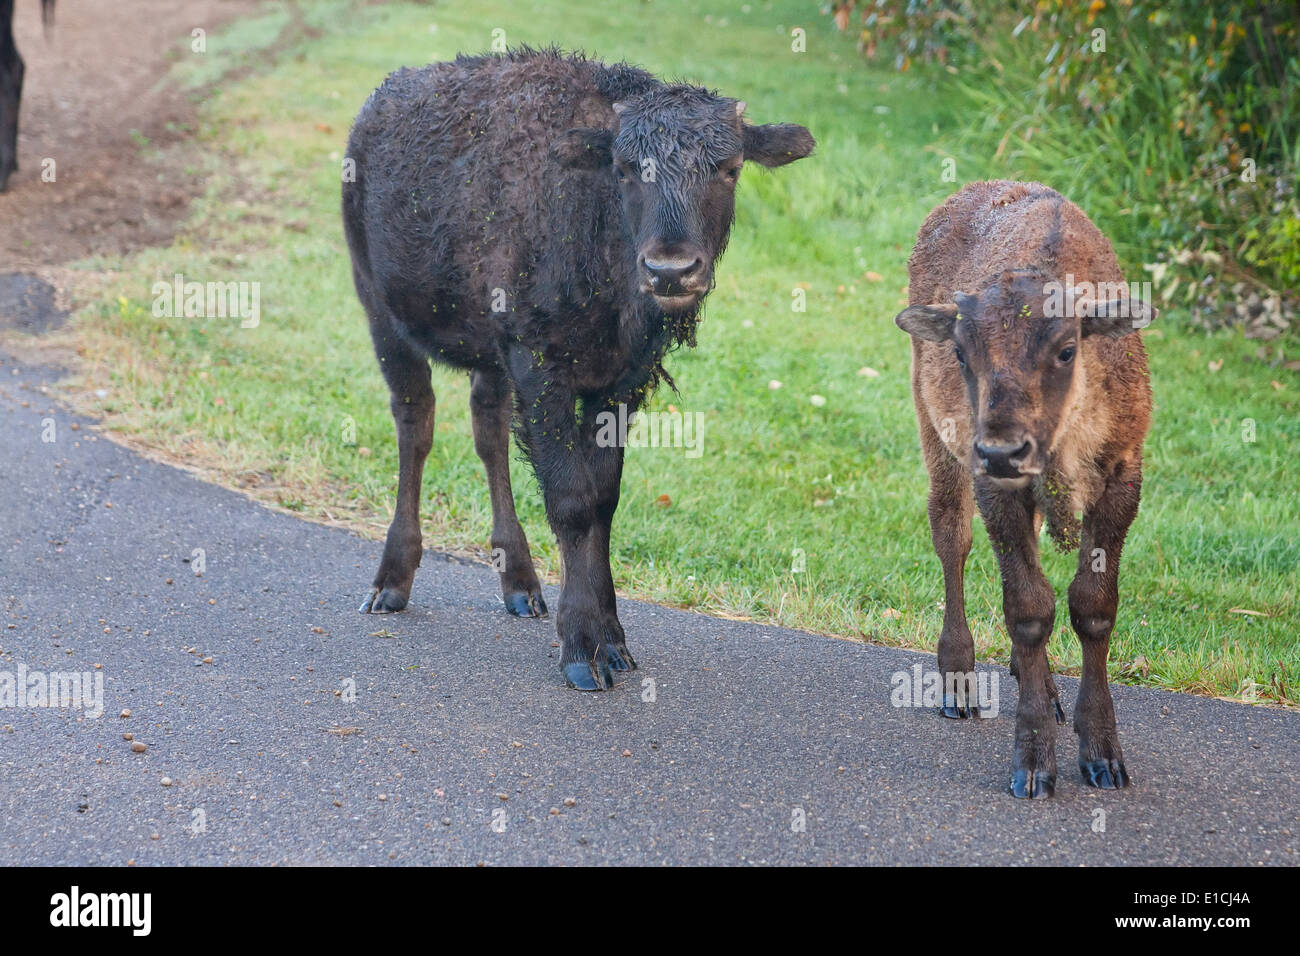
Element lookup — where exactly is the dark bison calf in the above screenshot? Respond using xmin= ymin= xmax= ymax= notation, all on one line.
xmin=342 ymin=48 xmax=813 ymax=690
xmin=894 ymin=180 xmax=1155 ymax=798
xmin=0 ymin=0 xmax=52 ymax=192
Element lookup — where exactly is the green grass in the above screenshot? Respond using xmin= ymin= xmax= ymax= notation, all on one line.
xmin=45 ymin=0 xmax=1298 ymax=704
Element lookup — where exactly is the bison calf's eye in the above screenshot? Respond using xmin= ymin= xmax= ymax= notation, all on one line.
xmin=1057 ymin=344 xmax=1076 ymax=365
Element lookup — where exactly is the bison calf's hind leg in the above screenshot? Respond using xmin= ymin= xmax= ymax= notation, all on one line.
xmin=470 ymin=368 xmax=546 ymax=618
xmin=360 ymin=329 xmax=436 ymax=614
xmin=1068 ymin=468 xmax=1141 ymax=790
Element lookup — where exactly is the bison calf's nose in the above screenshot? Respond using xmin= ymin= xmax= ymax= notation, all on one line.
xmin=975 ymin=438 xmax=1036 ymax=478
xmin=641 ymin=255 xmax=704 ymax=296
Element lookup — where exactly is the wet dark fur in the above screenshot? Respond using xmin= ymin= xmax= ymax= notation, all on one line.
xmin=347 ymin=49 xmax=728 ymax=401
xmin=342 ymin=47 xmax=813 ymax=689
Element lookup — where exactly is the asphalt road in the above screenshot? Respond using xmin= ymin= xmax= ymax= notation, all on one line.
xmin=1 ymin=356 xmax=1296 ymax=865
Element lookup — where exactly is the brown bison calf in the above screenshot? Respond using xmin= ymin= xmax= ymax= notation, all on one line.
xmin=895 ymin=181 xmax=1155 ymax=798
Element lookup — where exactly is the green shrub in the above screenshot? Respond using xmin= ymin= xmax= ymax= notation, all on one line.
xmin=831 ymin=0 xmax=1299 ymax=335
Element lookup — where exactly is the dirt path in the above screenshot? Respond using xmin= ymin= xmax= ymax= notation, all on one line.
xmin=0 ymin=0 xmax=264 ymax=272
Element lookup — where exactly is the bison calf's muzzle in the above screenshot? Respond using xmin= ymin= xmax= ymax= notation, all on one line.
xmin=639 ymin=249 xmax=709 ymax=307
xmin=974 ymin=436 xmax=1039 ymax=483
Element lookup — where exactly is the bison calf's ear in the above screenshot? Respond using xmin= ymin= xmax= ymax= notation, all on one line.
xmin=549 ymin=128 xmax=614 ymax=170
xmin=1079 ymin=298 xmax=1158 ymax=338
xmin=742 ymin=123 xmax=815 ymax=167
xmin=895 ymin=303 xmax=960 ymax=342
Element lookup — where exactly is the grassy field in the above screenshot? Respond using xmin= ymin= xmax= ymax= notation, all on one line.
xmin=41 ymin=0 xmax=1298 ymax=703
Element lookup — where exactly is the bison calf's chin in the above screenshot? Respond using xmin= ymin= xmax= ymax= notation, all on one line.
xmin=342 ymin=47 xmax=812 ymax=691
xmin=895 ymin=180 xmax=1155 ymax=797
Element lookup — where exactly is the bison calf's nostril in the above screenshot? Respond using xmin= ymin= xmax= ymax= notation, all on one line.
xmin=643 ymin=257 xmax=703 ymax=291
xmin=975 ymin=439 xmax=1032 ymax=476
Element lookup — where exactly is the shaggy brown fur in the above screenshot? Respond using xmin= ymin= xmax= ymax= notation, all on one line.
xmin=895 ymin=180 xmax=1155 ymax=798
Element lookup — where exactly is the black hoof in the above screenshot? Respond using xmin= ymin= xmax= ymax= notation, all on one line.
xmin=1080 ymin=759 xmax=1130 ymax=790
xmin=563 ymin=658 xmax=614 ymax=692
xmin=1053 ymin=698 xmax=1066 ymax=725
xmin=504 ymin=591 xmax=548 ymax=618
xmin=606 ymin=643 xmax=638 ymax=672
xmin=941 ymin=692 xmax=979 ymax=719
xmin=1011 ymin=769 xmax=1056 ymax=799
xmin=359 ymin=587 xmax=408 ymax=614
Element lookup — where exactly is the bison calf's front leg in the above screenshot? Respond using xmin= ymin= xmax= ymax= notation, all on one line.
xmin=552 ymin=500 xmax=636 ymax=691
xmin=921 ymin=427 xmax=979 ymax=718
xmin=522 ymin=390 xmax=635 ymax=690
xmin=1068 ymin=467 xmax=1141 ymax=790
xmin=980 ymin=483 xmax=1059 ymax=798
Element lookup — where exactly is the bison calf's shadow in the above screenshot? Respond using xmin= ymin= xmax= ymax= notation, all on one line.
xmin=894 ymin=180 xmax=1155 ymax=798
xmin=342 ymin=47 xmax=812 ymax=690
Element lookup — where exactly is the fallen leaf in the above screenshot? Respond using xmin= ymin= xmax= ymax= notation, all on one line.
xmin=1121 ymin=655 xmax=1150 ymax=678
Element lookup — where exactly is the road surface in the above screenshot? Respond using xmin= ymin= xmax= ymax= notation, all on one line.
xmin=1 ymin=357 xmax=1296 ymax=865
